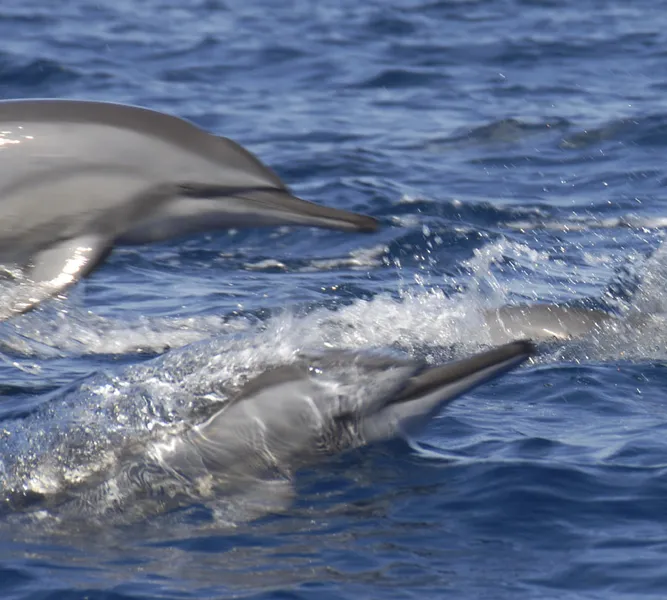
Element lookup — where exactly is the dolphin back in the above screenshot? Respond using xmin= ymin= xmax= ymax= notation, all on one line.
xmin=0 ymin=98 xmax=286 ymax=189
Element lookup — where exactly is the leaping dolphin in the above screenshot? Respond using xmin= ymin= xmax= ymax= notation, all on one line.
xmin=5 ymin=340 xmax=534 ymax=523
xmin=0 ymin=99 xmax=378 ymax=319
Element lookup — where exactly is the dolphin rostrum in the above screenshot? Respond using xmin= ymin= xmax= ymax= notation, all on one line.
xmin=0 ymin=99 xmax=378 ymax=318
xmin=6 ymin=340 xmax=534 ymax=523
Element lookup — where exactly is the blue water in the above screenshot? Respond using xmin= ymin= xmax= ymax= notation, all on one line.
xmin=2 ymin=0 xmax=667 ymax=597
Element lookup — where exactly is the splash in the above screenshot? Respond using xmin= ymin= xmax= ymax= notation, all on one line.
xmin=4 ymin=229 xmax=667 ymax=528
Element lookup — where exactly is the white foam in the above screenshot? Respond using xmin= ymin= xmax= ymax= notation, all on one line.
xmin=302 ymin=244 xmax=388 ymax=272
xmin=245 ymin=259 xmax=288 ymax=271
xmin=0 ymin=312 xmax=258 ymax=357
xmin=7 ymin=234 xmax=667 ymax=519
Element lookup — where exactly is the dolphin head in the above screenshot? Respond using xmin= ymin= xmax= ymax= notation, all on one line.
xmin=182 ymin=341 xmax=534 ymax=479
xmin=117 ymin=187 xmax=378 ymax=245
xmin=0 ymin=97 xmax=378 ymax=267
xmin=0 ymin=341 xmax=533 ymax=523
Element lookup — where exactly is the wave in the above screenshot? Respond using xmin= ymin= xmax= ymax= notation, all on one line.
xmin=507 ymin=214 xmax=667 ymax=232
xmin=4 ymin=232 xmax=667 ymax=525
xmin=0 ymin=232 xmax=664 ymax=364
xmin=0 ymin=54 xmax=79 ymax=92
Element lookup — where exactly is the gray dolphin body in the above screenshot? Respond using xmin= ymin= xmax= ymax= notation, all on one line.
xmin=483 ymin=304 xmax=619 ymax=344
xmin=7 ymin=340 xmax=533 ymax=523
xmin=0 ymin=99 xmax=377 ymax=318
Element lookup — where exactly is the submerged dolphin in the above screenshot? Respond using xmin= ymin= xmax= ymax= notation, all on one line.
xmin=480 ymin=234 xmax=667 ymax=344
xmin=0 ymin=99 xmax=377 ymax=318
xmin=6 ymin=340 xmax=534 ymax=523
xmin=484 ymin=304 xmax=619 ymax=344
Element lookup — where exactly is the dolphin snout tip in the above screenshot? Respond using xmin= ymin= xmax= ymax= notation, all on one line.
xmin=512 ymin=338 xmax=538 ymax=355
xmin=354 ymin=215 xmax=379 ymax=233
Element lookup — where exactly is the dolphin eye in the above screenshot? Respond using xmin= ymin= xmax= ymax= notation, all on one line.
xmin=316 ymin=410 xmax=359 ymax=455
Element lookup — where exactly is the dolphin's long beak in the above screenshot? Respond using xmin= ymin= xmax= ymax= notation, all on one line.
xmin=395 ymin=339 xmax=535 ymax=405
xmin=177 ymin=184 xmax=378 ymax=233
xmin=241 ymin=190 xmax=379 ymax=233
xmin=361 ymin=340 xmax=535 ymax=441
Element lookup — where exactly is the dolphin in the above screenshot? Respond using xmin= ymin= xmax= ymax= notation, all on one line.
xmin=0 ymin=99 xmax=378 ymax=318
xmin=5 ymin=340 xmax=534 ymax=523
xmin=483 ymin=304 xmax=619 ymax=344
xmin=479 ymin=234 xmax=667 ymax=344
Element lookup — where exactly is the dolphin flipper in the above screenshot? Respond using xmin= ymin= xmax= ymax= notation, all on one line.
xmin=3 ymin=234 xmax=112 ymax=317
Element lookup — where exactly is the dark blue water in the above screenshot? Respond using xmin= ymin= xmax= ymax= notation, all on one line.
xmin=2 ymin=0 xmax=667 ymax=598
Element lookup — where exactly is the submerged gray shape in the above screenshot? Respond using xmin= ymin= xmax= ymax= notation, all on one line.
xmin=484 ymin=304 xmax=619 ymax=344
xmin=6 ymin=340 xmax=534 ymax=523
xmin=0 ymin=99 xmax=378 ymax=318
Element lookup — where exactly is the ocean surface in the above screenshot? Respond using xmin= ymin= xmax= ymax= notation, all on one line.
xmin=1 ymin=0 xmax=667 ymax=598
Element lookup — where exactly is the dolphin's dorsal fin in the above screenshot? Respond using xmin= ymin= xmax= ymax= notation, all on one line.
xmin=0 ymin=234 xmax=112 ymax=318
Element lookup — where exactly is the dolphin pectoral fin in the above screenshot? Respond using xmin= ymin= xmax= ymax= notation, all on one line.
xmin=1 ymin=234 xmax=112 ymax=318
xmin=28 ymin=234 xmax=113 ymax=283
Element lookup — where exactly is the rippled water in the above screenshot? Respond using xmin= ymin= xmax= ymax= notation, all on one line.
xmin=2 ymin=0 xmax=667 ymax=598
